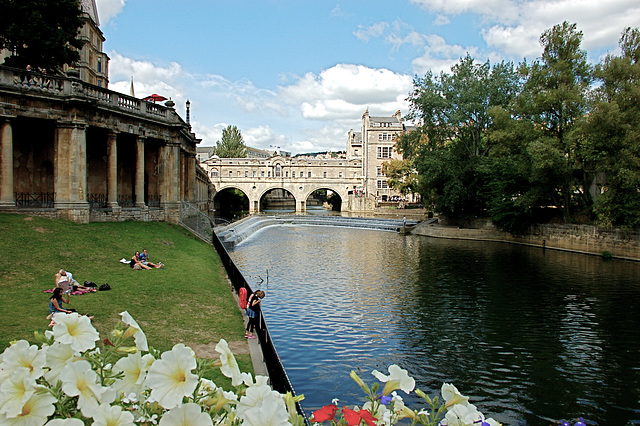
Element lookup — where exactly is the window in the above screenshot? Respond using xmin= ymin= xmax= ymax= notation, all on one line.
xmin=308 ymin=172 xmax=311 ymax=178
xmin=292 ymin=171 xmax=296 ymax=178
xmin=268 ymin=171 xmax=271 ymax=177
xmin=354 ymin=149 xmax=359 ymax=156
xmin=211 ymin=170 xmax=218 ymax=178
xmin=285 ymin=171 xmax=289 ymax=177
xmin=339 ymin=172 xmax=343 ymax=178
xmin=377 ymin=147 xmax=392 ymax=158
xmin=261 ymin=171 xmax=265 ymax=177
xmin=378 ymin=133 xmax=396 ymax=141
xmin=275 ymin=164 xmax=281 ymax=177
xmin=245 ymin=171 xmax=248 ymax=177
xmin=377 ymin=180 xmax=389 ymax=189
xmin=253 ymin=171 xmax=256 ymax=177
xmin=237 ymin=171 xmax=241 ymax=177
xmin=97 ymin=57 xmax=102 ymax=73
xmin=228 ymin=171 xmax=233 ymax=177
xmin=323 ymin=172 xmax=327 ymax=178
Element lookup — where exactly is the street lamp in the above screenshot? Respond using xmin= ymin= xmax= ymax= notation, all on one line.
xmin=186 ymin=99 xmax=191 ymax=126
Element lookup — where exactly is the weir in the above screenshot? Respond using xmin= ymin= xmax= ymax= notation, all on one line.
xmin=215 ymin=214 xmax=421 ymax=248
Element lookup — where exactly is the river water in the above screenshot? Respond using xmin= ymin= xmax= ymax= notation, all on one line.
xmin=228 ymin=223 xmax=640 ymax=425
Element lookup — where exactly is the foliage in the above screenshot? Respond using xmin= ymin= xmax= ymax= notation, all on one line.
xmin=381 ymin=159 xmax=419 ymax=196
xmin=0 ymin=312 xmax=305 ymax=425
xmin=214 ymin=126 xmax=248 ymax=158
xmin=0 ymin=0 xmax=84 ymax=73
xmin=404 ymin=55 xmax=519 ymax=217
xmin=578 ymin=27 xmax=640 ymax=229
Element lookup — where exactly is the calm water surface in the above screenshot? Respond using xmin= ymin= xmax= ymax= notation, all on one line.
xmin=229 ymin=224 xmax=640 ymax=425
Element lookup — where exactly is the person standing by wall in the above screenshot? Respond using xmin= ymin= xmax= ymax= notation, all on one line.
xmin=245 ymin=290 xmax=265 ymax=339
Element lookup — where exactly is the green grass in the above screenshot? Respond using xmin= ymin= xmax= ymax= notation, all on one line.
xmin=0 ymin=213 xmax=252 ymax=376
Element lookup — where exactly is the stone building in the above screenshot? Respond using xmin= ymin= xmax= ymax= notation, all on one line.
xmin=0 ymin=66 xmax=206 ymax=223
xmin=347 ymin=109 xmax=416 ymax=201
xmin=68 ymin=0 xmax=110 ymax=88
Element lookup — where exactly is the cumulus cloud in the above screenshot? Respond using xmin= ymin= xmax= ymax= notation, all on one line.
xmin=279 ymin=64 xmax=412 ymax=121
xmin=95 ymin=0 xmax=127 ymax=25
xmin=412 ymin=35 xmax=479 ymax=75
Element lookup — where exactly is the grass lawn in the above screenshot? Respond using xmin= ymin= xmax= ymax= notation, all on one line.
xmin=0 ymin=212 xmax=252 ymax=376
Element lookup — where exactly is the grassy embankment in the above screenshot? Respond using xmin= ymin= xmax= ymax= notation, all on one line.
xmin=0 ymin=213 xmax=251 ymax=377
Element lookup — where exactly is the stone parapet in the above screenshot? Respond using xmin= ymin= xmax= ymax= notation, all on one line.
xmin=413 ymin=222 xmax=640 ymax=261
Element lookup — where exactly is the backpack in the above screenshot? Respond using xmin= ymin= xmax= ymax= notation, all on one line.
xmin=99 ymin=283 xmax=111 ymax=291
xmin=239 ymin=287 xmax=248 ymax=309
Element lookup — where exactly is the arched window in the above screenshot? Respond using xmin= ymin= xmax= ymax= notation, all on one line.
xmin=275 ymin=164 xmax=282 ymax=177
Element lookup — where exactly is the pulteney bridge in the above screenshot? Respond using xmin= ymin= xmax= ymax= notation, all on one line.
xmin=203 ymin=155 xmax=372 ymax=213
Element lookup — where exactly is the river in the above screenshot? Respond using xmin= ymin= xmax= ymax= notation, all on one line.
xmin=228 ymin=222 xmax=640 ymax=425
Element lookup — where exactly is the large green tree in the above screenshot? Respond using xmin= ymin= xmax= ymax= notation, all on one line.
xmin=404 ymin=55 xmax=519 ymax=217
xmin=0 ymin=0 xmax=84 ymax=73
xmin=579 ymin=27 xmax=640 ymax=229
xmin=214 ymin=125 xmax=247 ymax=158
xmin=516 ymin=21 xmax=592 ymax=222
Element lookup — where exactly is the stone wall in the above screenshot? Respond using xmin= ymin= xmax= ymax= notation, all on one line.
xmin=413 ymin=221 xmax=640 ymax=261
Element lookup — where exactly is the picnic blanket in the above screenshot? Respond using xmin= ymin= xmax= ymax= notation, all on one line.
xmin=43 ymin=288 xmax=96 ymax=296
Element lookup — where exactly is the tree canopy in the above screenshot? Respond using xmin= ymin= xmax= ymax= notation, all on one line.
xmin=0 ymin=0 xmax=84 ymax=73
xmin=214 ymin=125 xmax=247 ymax=158
xmin=399 ymin=22 xmax=640 ymax=231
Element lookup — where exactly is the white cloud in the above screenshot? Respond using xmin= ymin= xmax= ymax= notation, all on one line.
xmin=433 ymin=14 xmax=451 ymax=26
xmin=412 ymin=35 xmax=479 ymax=75
xmin=409 ymin=0 xmax=519 ymax=22
xmin=95 ymin=0 xmax=127 ymax=25
xmin=387 ymin=31 xmax=428 ymax=51
xmin=353 ymin=22 xmax=389 ymax=42
xmin=279 ymin=64 xmax=412 ymax=121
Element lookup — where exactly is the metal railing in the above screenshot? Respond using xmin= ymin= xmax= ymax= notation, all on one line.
xmin=178 ymin=203 xmax=309 ymax=424
xmin=14 ymin=192 xmax=55 ymax=208
xmin=89 ymin=193 xmax=108 ymax=209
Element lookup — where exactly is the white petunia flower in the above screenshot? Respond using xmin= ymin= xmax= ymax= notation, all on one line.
xmin=441 ymin=383 xmax=470 ymax=408
xmin=0 ymin=390 xmax=56 ymax=425
xmin=0 ymin=340 xmax=47 ymax=382
xmin=112 ymin=352 xmax=155 ymax=397
xmin=44 ymin=342 xmax=77 ymax=384
xmin=59 ymin=360 xmax=104 ymax=417
xmin=0 ymin=368 xmax=35 ymax=418
xmin=214 ymin=339 xmax=242 ymax=386
xmin=145 ymin=343 xmax=198 ymax=409
xmin=91 ymin=403 xmax=135 ymax=426
xmin=157 ymin=402 xmax=213 ymax=426
xmin=119 ymin=311 xmax=149 ymax=351
xmin=371 ymin=364 xmax=416 ymax=395
xmin=52 ymin=313 xmax=100 ymax=353
xmin=441 ymin=402 xmax=481 ymax=426
xmin=236 ymin=384 xmax=289 ymax=426
xmin=46 ymin=419 xmax=85 ymax=425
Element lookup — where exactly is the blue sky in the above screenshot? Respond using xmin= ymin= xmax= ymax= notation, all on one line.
xmin=96 ymin=0 xmax=640 ymax=154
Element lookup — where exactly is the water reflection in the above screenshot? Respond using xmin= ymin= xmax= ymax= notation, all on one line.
xmin=229 ymin=225 xmax=640 ymax=425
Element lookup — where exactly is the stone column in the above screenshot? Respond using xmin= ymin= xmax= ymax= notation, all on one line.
xmin=55 ymin=120 xmax=89 ymax=222
xmin=186 ymin=153 xmax=196 ymax=203
xmin=296 ymin=199 xmax=306 ymax=213
xmin=0 ymin=119 xmax=14 ymax=207
xmin=135 ymin=136 xmax=145 ymax=207
xmin=106 ymin=131 xmax=120 ymax=210
xmin=160 ymin=142 xmax=180 ymax=222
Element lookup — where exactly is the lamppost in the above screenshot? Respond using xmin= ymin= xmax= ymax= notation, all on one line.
xmin=186 ymin=99 xmax=191 ymax=126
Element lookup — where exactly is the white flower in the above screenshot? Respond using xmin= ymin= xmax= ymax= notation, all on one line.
xmin=59 ymin=360 xmax=104 ymax=417
xmin=0 ymin=390 xmax=56 ymax=425
xmin=52 ymin=313 xmax=100 ymax=353
xmin=214 ymin=339 xmax=242 ymax=386
xmin=0 ymin=340 xmax=47 ymax=382
xmin=441 ymin=403 xmax=481 ymax=426
xmin=441 ymin=383 xmax=470 ymax=408
xmin=91 ymin=403 xmax=135 ymax=426
xmin=112 ymin=352 xmax=155 ymax=397
xmin=0 ymin=368 xmax=35 ymax=418
xmin=145 ymin=343 xmax=198 ymax=409
xmin=158 ymin=402 xmax=213 ymax=426
xmin=236 ymin=384 xmax=289 ymax=426
xmin=371 ymin=365 xmax=416 ymax=395
xmin=119 ymin=311 xmax=149 ymax=351
xmin=44 ymin=342 xmax=77 ymax=384
xmin=46 ymin=419 xmax=85 ymax=425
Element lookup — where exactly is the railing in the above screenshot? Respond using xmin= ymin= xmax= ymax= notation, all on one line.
xmin=14 ymin=192 xmax=55 ymax=208
xmin=117 ymin=194 xmax=135 ymax=207
xmin=0 ymin=66 xmax=175 ymax=123
xmin=89 ymin=193 xmax=108 ymax=209
xmin=146 ymin=195 xmax=162 ymax=208
xmin=178 ymin=203 xmax=309 ymax=424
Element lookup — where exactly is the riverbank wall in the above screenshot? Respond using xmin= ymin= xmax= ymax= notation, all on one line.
xmin=414 ymin=220 xmax=640 ymax=261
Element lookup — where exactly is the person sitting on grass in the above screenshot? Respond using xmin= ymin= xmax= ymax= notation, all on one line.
xmin=139 ymin=248 xmax=164 ymax=269
xmin=130 ymin=251 xmax=152 ymax=270
xmin=48 ymin=287 xmax=72 ymax=326
xmin=55 ymin=269 xmax=95 ymax=293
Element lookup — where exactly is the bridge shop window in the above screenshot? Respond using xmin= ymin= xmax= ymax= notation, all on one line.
xmin=245 ymin=171 xmax=249 ymax=177
xmin=377 ymin=146 xmax=392 ymax=159
xmin=253 ymin=171 xmax=257 ymax=177
xmin=275 ymin=164 xmax=282 ymax=177
xmin=308 ymin=171 xmax=312 ymax=178
xmin=229 ymin=171 xmax=233 ymax=177
xmin=323 ymin=172 xmax=327 ymax=178
xmin=292 ymin=171 xmax=296 ymax=178
xmin=261 ymin=171 xmax=265 ymax=177
xmin=339 ymin=172 xmax=343 ymax=178
xmin=285 ymin=171 xmax=289 ymax=177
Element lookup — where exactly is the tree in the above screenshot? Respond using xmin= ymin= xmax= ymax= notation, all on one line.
xmin=516 ymin=21 xmax=592 ymax=222
xmin=381 ymin=158 xmax=419 ymax=197
xmin=404 ymin=55 xmax=519 ymax=218
xmin=579 ymin=27 xmax=640 ymax=229
xmin=214 ymin=125 xmax=247 ymax=158
xmin=0 ymin=0 xmax=84 ymax=73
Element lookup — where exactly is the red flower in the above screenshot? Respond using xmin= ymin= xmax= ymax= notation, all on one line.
xmin=358 ymin=409 xmax=378 ymax=426
xmin=312 ymin=404 xmax=338 ymax=423
xmin=342 ymin=407 xmax=361 ymax=426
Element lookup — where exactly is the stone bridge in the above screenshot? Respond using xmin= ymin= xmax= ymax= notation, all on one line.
xmin=203 ymin=156 xmax=372 ymax=212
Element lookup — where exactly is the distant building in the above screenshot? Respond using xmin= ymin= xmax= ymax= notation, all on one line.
xmin=196 ymin=146 xmax=215 ymax=162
